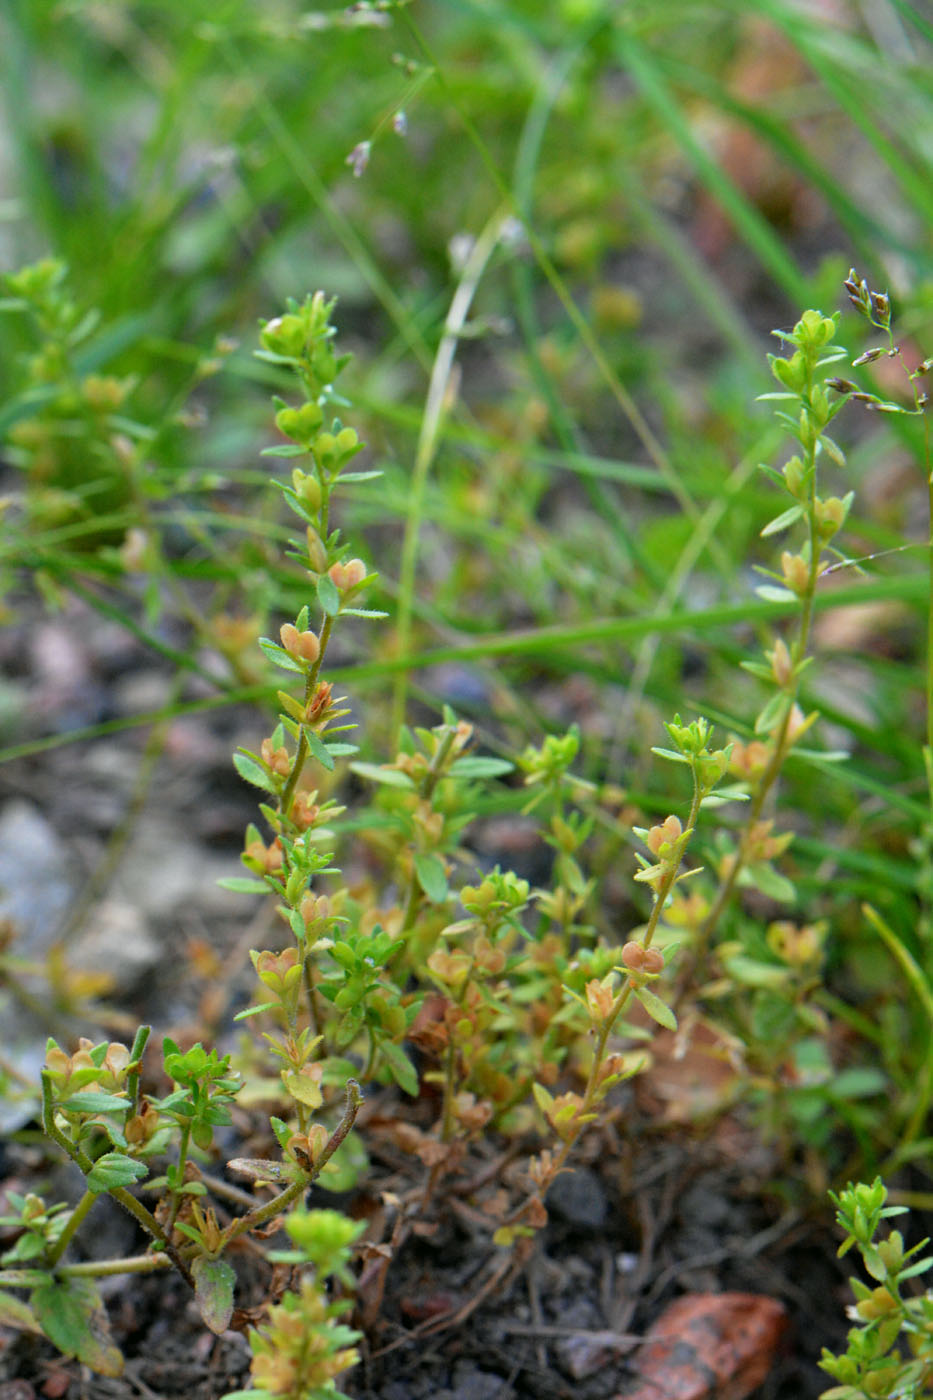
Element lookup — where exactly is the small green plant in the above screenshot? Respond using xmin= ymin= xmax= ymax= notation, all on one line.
xmin=0 ymin=295 xmax=380 ymax=1391
xmin=820 ymin=1178 xmax=933 ymax=1400
xmin=222 ymin=294 xmax=718 ymax=1258
xmin=0 ymin=289 xmax=707 ymax=1386
xmin=0 ymin=258 xmax=136 ymax=541
xmin=639 ymin=277 xmax=933 ymax=1171
xmin=3 ymin=5 xmax=933 ymax=1391
xmin=0 ymin=256 xmax=240 ymax=643
xmin=225 ymin=1208 xmax=365 ymax=1400
xmin=685 ymin=306 xmax=854 ymax=963
xmin=4 ymin=274 xmax=932 ymax=1394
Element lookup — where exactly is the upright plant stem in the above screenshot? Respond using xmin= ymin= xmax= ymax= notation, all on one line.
xmin=40 ymin=1071 xmax=195 ymax=1289
xmin=689 ymin=445 xmax=821 ymax=975
xmin=281 ymin=616 xmax=333 ymax=819
xmin=45 ymin=1189 xmax=96 ymax=1268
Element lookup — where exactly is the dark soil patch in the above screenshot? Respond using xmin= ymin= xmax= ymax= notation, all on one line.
xmin=1 ymin=1104 xmax=863 ymax=1400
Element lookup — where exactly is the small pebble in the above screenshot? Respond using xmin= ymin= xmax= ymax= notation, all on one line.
xmin=450 ymin=1362 xmax=515 ymax=1400
xmin=546 ymin=1166 xmax=608 ymax=1229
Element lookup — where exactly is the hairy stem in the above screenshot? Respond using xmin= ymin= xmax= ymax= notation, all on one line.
xmin=219 ymin=1079 xmax=362 ymax=1249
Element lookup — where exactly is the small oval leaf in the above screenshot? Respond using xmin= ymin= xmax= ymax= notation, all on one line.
xmin=634 ymin=985 xmax=677 ymax=1031
xmin=86 ymin=1152 xmax=149 ymax=1193
xmin=414 ymin=853 xmax=448 ymax=904
xmin=192 ymin=1255 xmax=236 ymax=1335
xmin=233 ymin=752 xmax=278 ymax=794
xmin=350 ymin=762 xmax=415 ymax=789
xmin=59 ymin=1092 xmax=130 ymax=1116
xmin=378 ymin=1039 xmax=418 ymax=1096
xmin=0 ymin=1288 xmax=41 ymax=1333
xmin=317 ymin=574 xmax=341 ymax=617
xmin=449 ymin=756 xmax=514 ymax=778
xmin=304 ymin=727 xmax=336 ymax=771
xmin=32 ymin=1278 xmax=124 ymax=1376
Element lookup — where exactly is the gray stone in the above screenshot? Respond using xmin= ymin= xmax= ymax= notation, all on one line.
xmin=545 ymin=1166 xmax=608 ymax=1229
xmin=68 ymin=899 xmax=160 ymax=993
xmin=110 ymin=815 xmax=242 ymax=919
xmin=451 ymin=1362 xmax=515 ymax=1400
xmin=0 ymin=803 xmax=79 ymax=1131
xmin=0 ymin=801 xmax=75 ymax=955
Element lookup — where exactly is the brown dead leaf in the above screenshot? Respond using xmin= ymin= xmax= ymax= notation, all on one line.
xmin=616 ymin=1292 xmax=788 ymax=1400
xmin=634 ymin=1017 xmax=744 ymax=1124
xmin=400 ymin=1289 xmax=460 ymax=1323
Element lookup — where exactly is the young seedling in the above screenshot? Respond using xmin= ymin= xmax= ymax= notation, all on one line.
xmin=820 ymin=1178 xmax=933 ymax=1400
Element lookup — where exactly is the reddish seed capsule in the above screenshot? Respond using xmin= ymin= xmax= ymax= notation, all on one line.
xmin=643 ymin=947 xmax=665 ymax=975
xmin=280 ymin=623 xmax=320 ymax=663
xmin=621 ymin=941 xmax=645 ymax=971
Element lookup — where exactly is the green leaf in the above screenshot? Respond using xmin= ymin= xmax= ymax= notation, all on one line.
xmin=233 ymin=1002 xmax=278 ymax=1020
xmin=821 ymin=434 xmax=847 ymax=466
xmin=0 ymin=1269 xmax=49 ymax=1288
xmin=830 ymin=1068 xmax=888 ymax=1099
xmin=378 ymin=1039 xmax=418 ymax=1096
xmin=723 ymin=955 xmax=789 ymax=990
xmin=317 ymin=574 xmax=341 ymax=617
xmin=760 ymin=504 xmax=805 ymax=537
xmin=350 ymin=762 xmax=415 ymax=789
xmin=649 ymin=746 xmax=689 ymax=764
xmin=254 ymin=349 xmax=299 ymax=366
xmin=319 ymin=1130 xmax=369 ymax=1192
xmin=303 ymin=727 xmax=336 ymax=771
xmin=340 ymin=607 xmax=389 ymax=618
xmin=59 ymin=1092 xmax=130 ymax=1115
xmin=217 ymin=877 xmax=271 ymax=894
xmin=633 ymin=986 xmax=677 ymax=1031
xmin=449 ymin=756 xmax=514 ymax=778
xmin=260 ymin=443 xmax=306 ymax=457
xmin=755 ymin=584 xmax=796 ymax=603
xmin=532 ymin=1082 xmax=555 ymax=1117
xmin=898 ymin=1256 xmax=933 ymax=1281
xmin=5 ymin=1232 xmax=46 ymax=1263
xmin=277 ymin=691 xmax=305 ymax=721
xmin=86 ymin=1153 xmax=149 ymax=1193
xmin=0 ymin=1289 xmax=41 ymax=1333
xmin=191 ymin=1255 xmax=236 ymax=1335
xmin=233 ymin=752 xmax=278 ymax=794
xmin=32 ymin=1277 xmax=124 ymax=1376
xmin=741 ymin=862 xmax=796 ymax=903
xmin=282 ymin=1071 xmax=323 ymax=1108
xmin=700 ymin=784 xmax=749 ymax=808
xmin=414 ymin=853 xmax=448 ymax=903
xmin=740 ymin=660 xmax=773 ymax=681
xmin=755 ymin=691 xmax=789 ymax=736
xmin=258 ymin=639 xmax=304 ymax=673
xmin=338 ymin=469 xmax=383 ymax=482
xmin=282 ymin=492 xmax=321 ymax=529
